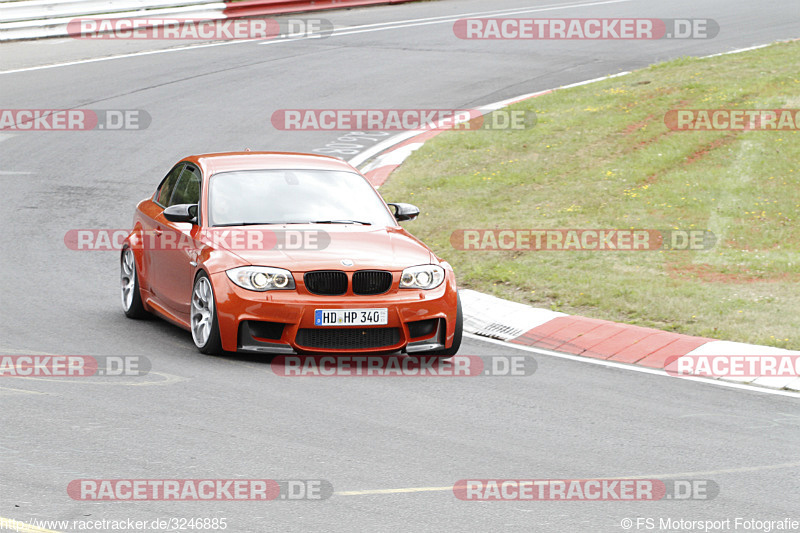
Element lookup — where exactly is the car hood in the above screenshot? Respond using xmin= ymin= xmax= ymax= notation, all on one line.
xmin=217 ymin=225 xmax=434 ymax=271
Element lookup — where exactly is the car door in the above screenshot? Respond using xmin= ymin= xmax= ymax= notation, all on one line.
xmin=140 ymin=163 xmax=183 ymax=296
xmin=150 ymin=164 xmax=202 ymax=319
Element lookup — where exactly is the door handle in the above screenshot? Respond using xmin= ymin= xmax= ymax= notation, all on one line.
xmin=154 ymin=228 xmax=163 ymax=236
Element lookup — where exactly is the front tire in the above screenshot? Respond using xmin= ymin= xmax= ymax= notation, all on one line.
xmin=121 ymin=247 xmax=147 ymax=319
xmin=191 ymin=273 xmax=223 ymax=354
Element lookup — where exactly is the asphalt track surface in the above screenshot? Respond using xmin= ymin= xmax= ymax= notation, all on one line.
xmin=1 ymin=1 xmax=799 ymax=531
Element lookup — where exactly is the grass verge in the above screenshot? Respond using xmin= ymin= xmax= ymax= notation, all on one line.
xmin=378 ymin=40 xmax=800 ymax=348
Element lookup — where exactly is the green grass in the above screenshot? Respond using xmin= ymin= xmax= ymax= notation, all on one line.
xmin=378 ymin=40 xmax=800 ymax=348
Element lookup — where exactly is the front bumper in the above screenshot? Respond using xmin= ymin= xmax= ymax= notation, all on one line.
xmin=210 ymin=271 xmax=458 ymax=354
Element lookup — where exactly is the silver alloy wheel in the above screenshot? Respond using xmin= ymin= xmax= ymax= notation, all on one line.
xmin=191 ymin=276 xmax=214 ymax=348
xmin=120 ymin=248 xmax=136 ymax=311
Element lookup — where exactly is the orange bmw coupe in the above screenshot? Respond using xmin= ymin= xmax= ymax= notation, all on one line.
xmin=121 ymin=152 xmax=462 ymax=356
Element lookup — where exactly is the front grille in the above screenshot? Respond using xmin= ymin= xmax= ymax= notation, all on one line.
xmin=353 ymin=270 xmax=393 ymax=295
xmin=304 ymin=271 xmax=347 ymax=295
xmin=296 ymin=328 xmax=401 ymax=350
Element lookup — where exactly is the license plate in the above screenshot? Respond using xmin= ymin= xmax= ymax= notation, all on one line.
xmin=314 ymin=308 xmax=388 ymax=326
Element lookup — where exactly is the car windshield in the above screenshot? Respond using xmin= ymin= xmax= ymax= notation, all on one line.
xmin=208 ymin=169 xmax=397 ymax=227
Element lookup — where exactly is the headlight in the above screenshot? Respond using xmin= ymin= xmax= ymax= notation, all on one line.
xmin=399 ymin=265 xmax=445 ymax=290
xmin=226 ymin=266 xmax=295 ymax=291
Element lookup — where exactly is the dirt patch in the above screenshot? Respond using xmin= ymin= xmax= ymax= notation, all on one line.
xmin=622 ymin=114 xmax=657 ymax=135
xmin=666 ymin=261 xmax=798 ymax=283
xmin=684 ymin=134 xmax=739 ymax=165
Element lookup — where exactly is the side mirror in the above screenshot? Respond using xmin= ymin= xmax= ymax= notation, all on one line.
xmin=387 ymin=202 xmax=420 ymax=222
xmin=163 ymin=204 xmax=198 ymax=224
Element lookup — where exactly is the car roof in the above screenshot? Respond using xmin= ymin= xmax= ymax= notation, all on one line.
xmin=184 ymin=152 xmax=357 ymax=176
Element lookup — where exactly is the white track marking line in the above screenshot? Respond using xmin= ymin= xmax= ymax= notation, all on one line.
xmin=464 ymin=333 xmax=800 ymax=398
xmin=0 ymin=39 xmax=258 ymax=75
xmin=334 ymin=460 xmax=800 ymax=496
xmin=329 ymin=0 xmax=630 ymax=31
xmin=349 ymin=72 xmax=632 ymax=168
xmin=316 ymin=0 xmax=633 ymax=38
xmin=0 ymin=0 xmax=633 ymax=75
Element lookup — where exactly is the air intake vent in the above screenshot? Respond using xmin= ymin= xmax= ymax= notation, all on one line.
xmin=296 ymin=328 xmax=401 ymax=350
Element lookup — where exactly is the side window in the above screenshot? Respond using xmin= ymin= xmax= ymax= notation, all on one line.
xmin=155 ymin=164 xmax=184 ymax=207
xmin=168 ymin=166 xmax=201 ymax=206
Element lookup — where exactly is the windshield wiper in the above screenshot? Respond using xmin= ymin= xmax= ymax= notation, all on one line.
xmin=312 ymin=220 xmax=372 ymax=225
xmin=213 ymin=221 xmax=312 ymax=227
xmin=213 ymin=220 xmax=372 ymax=227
